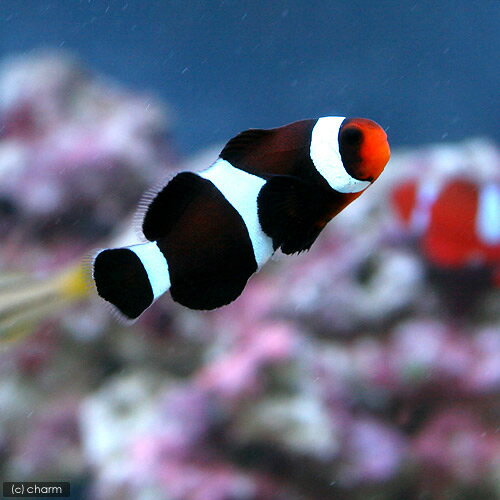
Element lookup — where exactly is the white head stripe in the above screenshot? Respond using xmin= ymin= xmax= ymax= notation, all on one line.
xmin=310 ymin=116 xmax=371 ymax=193
xmin=477 ymin=183 xmax=500 ymax=244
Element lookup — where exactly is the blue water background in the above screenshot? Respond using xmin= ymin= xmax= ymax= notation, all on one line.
xmin=0 ymin=1 xmax=498 ymax=154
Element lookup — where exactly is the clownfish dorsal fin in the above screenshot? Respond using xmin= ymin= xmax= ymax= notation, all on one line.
xmin=220 ymin=128 xmax=273 ymax=164
xmin=257 ymin=175 xmax=333 ymax=254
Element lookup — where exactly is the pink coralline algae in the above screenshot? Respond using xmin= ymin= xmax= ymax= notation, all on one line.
xmin=0 ymin=50 xmax=174 ymax=272
xmin=339 ymin=416 xmax=407 ymax=485
xmin=196 ymin=321 xmax=298 ymax=401
xmin=413 ymin=409 xmax=500 ymax=485
xmin=0 ymin=51 xmax=499 ymax=500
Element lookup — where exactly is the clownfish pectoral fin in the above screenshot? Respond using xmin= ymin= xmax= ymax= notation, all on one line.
xmin=142 ymin=172 xmax=204 ymax=241
xmin=257 ymin=176 xmax=330 ymax=254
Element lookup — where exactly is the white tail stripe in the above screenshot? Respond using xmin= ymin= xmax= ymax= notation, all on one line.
xmin=128 ymin=242 xmax=171 ymax=299
xmin=200 ymin=159 xmax=274 ymax=268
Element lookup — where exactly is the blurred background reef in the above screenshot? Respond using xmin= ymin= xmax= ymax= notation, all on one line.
xmin=0 ymin=1 xmax=499 ymax=499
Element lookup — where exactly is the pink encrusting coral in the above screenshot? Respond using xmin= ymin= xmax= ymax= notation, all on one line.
xmin=0 ymin=50 xmax=174 ymax=272
xmin=0 ymin=50 xmax=177 ymax=340
xmin=413 ymin=408 xmax=500 ymax=497
xmin=0 ymin=51 xmax=499 ymax=499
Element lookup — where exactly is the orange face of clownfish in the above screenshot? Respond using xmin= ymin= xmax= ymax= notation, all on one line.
xmin=338 ymin=118 xmax=391 ymax=183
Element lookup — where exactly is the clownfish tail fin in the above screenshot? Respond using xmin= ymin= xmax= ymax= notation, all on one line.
xmin=92 ymin=242 xmax=170 ymax=320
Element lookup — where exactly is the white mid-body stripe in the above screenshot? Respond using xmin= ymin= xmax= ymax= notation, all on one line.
xmin=128 ymin=242 xmax=171 ymax=300
xmin=200 ymin=159 xmax=274 ymax=268
xmin=310 ymin=116 xmax=371 ymax=194
xmin=477 ymin=183 xmax=500 ymax=244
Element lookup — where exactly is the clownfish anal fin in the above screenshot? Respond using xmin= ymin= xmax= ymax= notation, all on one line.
xmin=142 ymin=172 xmax=203 ymax=241
xmin=220 ymin=128 xmax=272 ymax=165
xmin=258 ymin=176 xmax=331 ymax=255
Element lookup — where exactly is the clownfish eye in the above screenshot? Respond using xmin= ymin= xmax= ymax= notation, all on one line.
xmin=340 ymin=126 xmax=363 ymax=147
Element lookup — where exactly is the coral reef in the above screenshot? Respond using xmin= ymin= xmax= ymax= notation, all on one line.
xmin=0 ymin=52 xmax=498 ymax=500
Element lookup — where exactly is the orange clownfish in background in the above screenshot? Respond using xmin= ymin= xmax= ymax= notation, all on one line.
xmin=392 ymin=177 xmax=500 ymax=286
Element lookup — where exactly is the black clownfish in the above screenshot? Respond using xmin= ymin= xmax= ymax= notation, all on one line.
xmin=93 ymin=116 xmax=390 ymax=319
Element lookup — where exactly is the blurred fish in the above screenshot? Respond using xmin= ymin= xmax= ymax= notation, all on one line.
xmin=0 ymin=263 xmax=90 ymax=342
xmin=93 ymin=116 xmax=390 ymax=319
xmin=392 ymin=177 xmax=500 ymax=283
